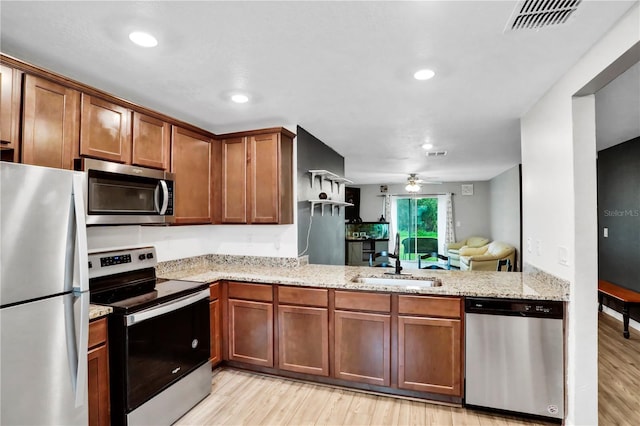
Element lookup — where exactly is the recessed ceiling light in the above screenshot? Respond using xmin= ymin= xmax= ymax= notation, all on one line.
xmin=414 ymin=69 xmax=435 ymax=80
xmin=129 ymin=31 xmax=158 ymax=48
xmin=231 ymin=94 xmax=250 ymax=104
xmin=422 ymin=143 xmax=434 ymax=150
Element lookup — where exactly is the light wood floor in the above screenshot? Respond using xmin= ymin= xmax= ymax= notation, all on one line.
xmin=176 ymin=313 xmax=639 ymax=426
xmin=598 ymin=312 xmax=640 ymax=425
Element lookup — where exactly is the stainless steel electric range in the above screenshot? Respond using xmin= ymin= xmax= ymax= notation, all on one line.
xmin=89 ymin=246 xmax=211 ymax=426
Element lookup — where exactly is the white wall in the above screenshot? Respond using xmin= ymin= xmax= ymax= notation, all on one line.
xmin=520 ymin=4 xmax=639 ymax=424
xmin=87 ymin=224 xmax=298 ymax=262
xmin=489 ymin=165 xmax=521 ymax=269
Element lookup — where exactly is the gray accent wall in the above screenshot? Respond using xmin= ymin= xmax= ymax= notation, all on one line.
xmin=489 ymin=165 xmax=522 ymax=270
xmin=296 ymin=126 xmax=346 ymax=265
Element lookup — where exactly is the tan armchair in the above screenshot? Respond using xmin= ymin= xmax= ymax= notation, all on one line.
xmin=459 ymin=241 xmax=516 ymax=271
xmin=445 ymin=236 xmax=490 ymax=268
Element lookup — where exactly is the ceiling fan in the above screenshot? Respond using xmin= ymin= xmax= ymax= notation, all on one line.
xmin=405 ymin=174 xmax=423 ymax=192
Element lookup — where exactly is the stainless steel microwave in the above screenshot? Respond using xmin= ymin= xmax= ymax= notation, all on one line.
xmin=76 ymin=159 xmax=175 ymax=225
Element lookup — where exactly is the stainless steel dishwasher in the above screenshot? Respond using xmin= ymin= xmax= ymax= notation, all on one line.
xmin=465 ymin=298 xmax=564 ymax=421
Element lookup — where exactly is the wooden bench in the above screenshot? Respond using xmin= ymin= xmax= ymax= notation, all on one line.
xmin=598 ymin=279 xmax=640 ymax=339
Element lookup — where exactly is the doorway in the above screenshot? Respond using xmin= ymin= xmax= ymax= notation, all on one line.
xmin=394 ymin=197 xmax=438 ymax=261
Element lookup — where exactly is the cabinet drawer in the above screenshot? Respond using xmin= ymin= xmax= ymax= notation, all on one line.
xmin=209 ymin=282 xmax=220 ymax=300
xmin=278 ymin=286 xmax=328 ymax=307
xmin=88 ymin=318 xmax=107 ymax=349
xmin=335 ymin=291 xmax=390 ymax=313
xmin=398 ymin=295 xmax=461 ymax=318
xmin=228 ymin=282 xmax=273 ymax=302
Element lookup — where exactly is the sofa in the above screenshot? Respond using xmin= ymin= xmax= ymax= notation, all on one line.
xmin=459 ymin=241 xmax=516 ymax=271
xmin=445 ymin=236 xmax=490 ymax=268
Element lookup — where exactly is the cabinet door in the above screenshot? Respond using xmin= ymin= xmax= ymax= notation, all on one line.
xmin=397 ymin=316 xmax=462 ymax=396
xmin=22 ymin=75 xmax=80 ymax=169
xmin=0 ymin=64 xmax=22 ymax=160
xmin=132 ymin=112 xmax=170 ymax=170
xmin=347 ymin=242 xmax=364 ymax=266
xmin=80 ymin=94 xmax=131 ymax=163
xmin=278 ymin=305 xmax=329 ymax=376
xmin=209 ymin=298 xmax=221 ymax=365
xmin=221 ymin=137 xmax=247 ymax=223
xmin=171 ymin=126 xmax=212 ymax=224
xmin=334 ymin=310 xmax=391 ymax=386
xmin=249 ymin=133 xmax=279 ymax=223
xmin=88 ymin=319 xmax=109 ymax=426
xmin=228 ymin=299 xmax=273 ymax=367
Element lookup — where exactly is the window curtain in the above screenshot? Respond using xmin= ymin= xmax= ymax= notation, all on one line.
xmin=445 ymin=192 xmax=456 ymax=245
xmin=387 ymin=195 xmax=396 ymax=253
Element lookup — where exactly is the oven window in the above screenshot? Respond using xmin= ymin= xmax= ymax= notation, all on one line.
xmin=125 ymin=298 xmax=210 ymax=411
xmin=88 ymin=171 xmax=158 ymax=214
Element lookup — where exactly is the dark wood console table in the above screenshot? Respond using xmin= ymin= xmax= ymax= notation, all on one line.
xmin=598 ymin=279 xmax=640 ymax=339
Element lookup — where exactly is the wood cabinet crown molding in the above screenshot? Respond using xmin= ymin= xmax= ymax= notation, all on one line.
xmin=1 ymin=53 xmax=217 ymax=139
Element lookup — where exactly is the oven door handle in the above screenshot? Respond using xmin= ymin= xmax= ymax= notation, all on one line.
xmin=126 ymin=289 xmax=209 ymax=326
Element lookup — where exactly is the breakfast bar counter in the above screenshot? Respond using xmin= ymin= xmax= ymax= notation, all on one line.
xmin=157 ymin=258 xmax=569 ymax=301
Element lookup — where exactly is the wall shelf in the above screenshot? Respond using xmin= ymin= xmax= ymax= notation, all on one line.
xmin=308 ymin=169 xmax=353 ymax=192
xmin=308 ymin=200 xmax=354 ymax=216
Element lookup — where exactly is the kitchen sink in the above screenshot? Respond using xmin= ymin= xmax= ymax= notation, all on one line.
xmin=352 ymin=276 xmax=442 ymax=288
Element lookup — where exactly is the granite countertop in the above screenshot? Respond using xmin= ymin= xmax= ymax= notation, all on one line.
xmin=158 ymin=263 xmax=569 ymax=301
xmin=90 ymin=304 xmax=112 ymax=320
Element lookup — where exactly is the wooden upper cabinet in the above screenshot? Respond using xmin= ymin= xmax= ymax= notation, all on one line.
xmin=221 ymin=137 xmax=247 ymax=223
xmin=80 ymin=94 xmax=131 ymax=163
xmin=0 ymin=64 xmax=22 ymax=161
xmin=132 ymin=112 xmax=170 ymax=170
xmin=22 ymin=74 xmax=80 ymax=169
xmin=171 ymin=125 xmax=212 ymax=224
xmin=219 ymin=128 xmax=294 ymax=224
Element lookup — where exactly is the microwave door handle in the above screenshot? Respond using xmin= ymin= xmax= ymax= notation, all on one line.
xmin=158 ymin=180 xmax=169 ymax=215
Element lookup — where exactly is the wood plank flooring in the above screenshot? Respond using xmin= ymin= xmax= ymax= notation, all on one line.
xmin=176 ymin=313 xmax=639 ymax=425
xmin=598 ymin=312 xmax=640 ymax=425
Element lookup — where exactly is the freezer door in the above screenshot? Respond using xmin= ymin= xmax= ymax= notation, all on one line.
xmin=1 ymin=162 xmax=76 ymax=306
xmin=0 ymin=293 xmax=89 ymax=425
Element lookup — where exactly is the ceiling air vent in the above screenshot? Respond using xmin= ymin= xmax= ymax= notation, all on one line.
xmin=506 ymin=0 xmax=582 ymax=31
xmin=425 ymin=151 xmax=447 ymax=157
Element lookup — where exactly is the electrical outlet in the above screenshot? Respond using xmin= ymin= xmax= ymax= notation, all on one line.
xmin=527 ymin=238 xmax=532 ymax=253
xmin=603 ymin=227 xmax=608 ymax=238
xmin=535 ymin=240 xmax=541 ymax=256
xmin=456 ymin=221 xmax=461 ymax=227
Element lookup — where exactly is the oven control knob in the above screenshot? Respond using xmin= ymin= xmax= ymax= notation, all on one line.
xmin=138 ymin=254 xmax=146 ymax=261
xmin=146 ymin=253 xmax=154 ymax=259
xmin=192 ymin=339 xmax=199 ymax=349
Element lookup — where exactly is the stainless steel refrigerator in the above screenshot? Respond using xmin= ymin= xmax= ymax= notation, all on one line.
xmin=1 ymin=162 xmax=90 ymax=425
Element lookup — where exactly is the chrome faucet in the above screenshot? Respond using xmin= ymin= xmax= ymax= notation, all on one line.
xmin=385 ymin=233 xmax=403 ymax=275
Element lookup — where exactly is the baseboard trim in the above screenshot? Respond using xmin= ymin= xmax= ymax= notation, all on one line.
xmin=602 ymin=305 xmax=640 ymax=332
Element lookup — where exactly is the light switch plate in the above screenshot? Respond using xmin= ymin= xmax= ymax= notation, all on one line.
xmin=558 ymin=246 xmax=569 ymax=266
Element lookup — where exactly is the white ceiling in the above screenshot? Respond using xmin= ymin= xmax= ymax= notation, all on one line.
xmin=1 ymin=1 xmax=637 ymax=184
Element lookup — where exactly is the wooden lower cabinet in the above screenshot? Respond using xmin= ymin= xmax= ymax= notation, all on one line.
xmin=397 ymin=316 xmax=462 ymax=396
xmin=88 ymin=318 xmax=110 ymax=426
xmin=278 ymin=305 xmax=329 ymax=376
xmin=228 ymin=298 xmax=274 ymax=367
xmin=334 ymin=310 xmax=391 ymax=386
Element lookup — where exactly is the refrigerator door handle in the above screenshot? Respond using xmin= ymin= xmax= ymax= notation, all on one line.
xmin=71 ymin=173 xmax=89 ymax=408
xmin=72 ymin=173 xmax=89 ymax=294
xmin=66 ymin=291 xmax=89 ymax=407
